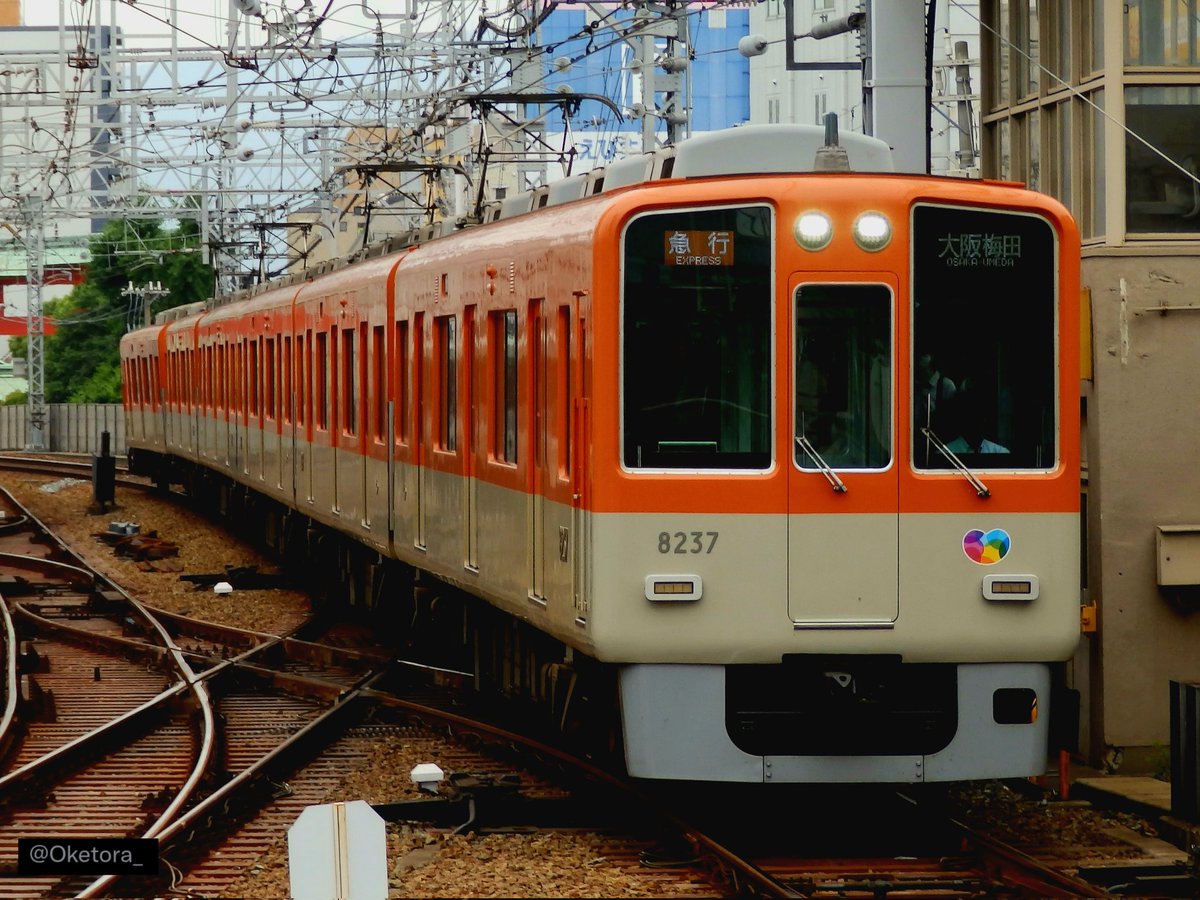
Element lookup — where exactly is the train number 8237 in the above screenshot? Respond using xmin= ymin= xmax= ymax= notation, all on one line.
xmin=658 ymin=531 xmax=719 ymax=554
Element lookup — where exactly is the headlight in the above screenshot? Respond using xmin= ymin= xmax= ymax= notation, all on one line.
xmin=794 ymin=211 xmax=833 ymax=251
xmin=852 ymin=211 xmax=892 ymax=252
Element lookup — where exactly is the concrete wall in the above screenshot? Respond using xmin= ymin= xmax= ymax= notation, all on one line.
xmin=0 ymin=404 xmax=124 ymax=454
xmin=1084 ymin=249 xmax=1200 ymax=763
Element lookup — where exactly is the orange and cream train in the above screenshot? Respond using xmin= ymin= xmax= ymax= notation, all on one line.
xmin=121 ymin=124 xmax=1081 ymax=783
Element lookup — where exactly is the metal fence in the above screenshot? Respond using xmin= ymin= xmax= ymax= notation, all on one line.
xmin=0 ymin=404 xmax=125 ymax=454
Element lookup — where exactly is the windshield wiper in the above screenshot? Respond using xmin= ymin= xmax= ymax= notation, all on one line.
xmin=794 ymin=435 xmax=847 ymax=493
xmin=921 ymin=427 xmax=990 ymax=498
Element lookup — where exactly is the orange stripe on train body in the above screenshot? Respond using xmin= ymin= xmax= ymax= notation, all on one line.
xmin=125 ymin=170 xmax=1078 ymax=519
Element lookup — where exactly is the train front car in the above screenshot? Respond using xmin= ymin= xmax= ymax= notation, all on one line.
xmin=588 ymin=128 xmax=1080 ymax=783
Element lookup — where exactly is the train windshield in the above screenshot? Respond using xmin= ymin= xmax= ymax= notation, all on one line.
xmin=622 ymin=205 xmax=772 ymax=470
xmin=794 ymin=285 xmax=892 ymax=470
xmin=911 ymin=205 xmax=1058 ymax=470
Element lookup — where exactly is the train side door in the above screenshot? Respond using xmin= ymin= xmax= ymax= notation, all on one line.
xmin=463 ymin=305 xmax=478 ymax=569
xmin=529 ymin=298 xmax=547 ymax=602
xmin=414 ymin=312 xmax=426 ymax=549
xmin=233 ymin=338 xmax=244 ymax=475
xmin=787 ymin=277 xmax=899 ymax=625
xmin=571 ymin=310 xmax=589 ymax=622
xmin=302 ymin=327 xmax=316 ymax=504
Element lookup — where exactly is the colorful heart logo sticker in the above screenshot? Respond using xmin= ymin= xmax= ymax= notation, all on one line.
xmin=963 ymin=528 xmax=1011 ymax=565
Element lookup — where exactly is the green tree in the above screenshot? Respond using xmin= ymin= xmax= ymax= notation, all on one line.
xmin=16 ymin=215 xmax=213 ymax=403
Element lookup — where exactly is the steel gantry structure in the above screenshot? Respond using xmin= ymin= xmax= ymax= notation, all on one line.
xmin=0 ymin=0 xmax=734 ymax=446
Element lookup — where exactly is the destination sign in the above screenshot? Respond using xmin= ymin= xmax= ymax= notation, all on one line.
xmin=937 ymin=232 xmax=1023 ymax=267
xmin=664 ymin=230 xmax=735 ymax=266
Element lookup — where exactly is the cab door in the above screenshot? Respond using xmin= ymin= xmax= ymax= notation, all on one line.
xmin=788 ymin=277 xmax=898 ymax=626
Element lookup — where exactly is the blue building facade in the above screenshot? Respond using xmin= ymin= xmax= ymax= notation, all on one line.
xmin=537 ymin=5 xmax=750 ymax=167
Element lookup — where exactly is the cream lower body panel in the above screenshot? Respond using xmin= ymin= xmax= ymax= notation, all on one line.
xmin=389 ymin=464 xmax=590 ymax=653
xmin=589 ymin=511 xmax=1079 ymax=663
xmin=619 ymin=662 xmax=1050 ymax=783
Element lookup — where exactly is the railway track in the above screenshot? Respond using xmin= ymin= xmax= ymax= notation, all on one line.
xmin=0 ymin=486 xmax=389 ymax=898
xmin=0 ymin=453 xmax=132 ymax=484
xmin=0 ymin=458 xmax=1179 ymax=898
xmin=0 ymin=480 xmax=720 ymax=898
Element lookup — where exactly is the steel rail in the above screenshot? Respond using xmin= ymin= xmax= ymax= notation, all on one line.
xmin=953 ymin=813 xmax=1109 ymax=898
xmin=0 ymin=591 xmax=18 ymax=766
xmin=357 ymin=687 xmax=798 ymax=898
xmin=78 ymin=675 xmax=383 ymax=898
xmin=0 ymin=486 xmax=220 ymax=896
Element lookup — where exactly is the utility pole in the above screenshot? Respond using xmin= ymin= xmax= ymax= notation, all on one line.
xmin=121 ymin=280 xmax=171 ymax=329
xmin=629 ymin=2 xmax=690 ymax=151
xmin=23 ymin=196 xmax=46 ymax=451
xmin=953 ymin=40 xmax=977 ymax=173
xmin=862 ymin=0 xmax=930 ymax=173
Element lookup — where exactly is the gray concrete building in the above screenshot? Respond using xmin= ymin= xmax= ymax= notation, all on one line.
xmin=983 ymin=0 xmax=1200 ymax=772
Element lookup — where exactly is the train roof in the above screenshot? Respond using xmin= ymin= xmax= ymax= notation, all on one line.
xmin=160 ymin=124 xmax=898 ymax=324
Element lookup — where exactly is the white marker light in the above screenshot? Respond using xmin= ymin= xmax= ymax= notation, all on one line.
xmin=644 ymin=575 xmax=702 ymax=602
xmin=852 ymin=211 xmax=892 ymax=251
xmin=794 ymin=211 xmax=833 ymax=251
xmin=410 ymin=762 xmax=445 ymax=793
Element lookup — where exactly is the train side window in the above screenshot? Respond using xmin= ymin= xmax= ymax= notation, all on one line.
xmin=342 ymin=327 xmax=356 ymax=436
xmin=316 ymin=331 xmax=328 ymax=430
xmin=372 ymin=325 xmax=385 ymax=443
xmin=250 ymin=339 xmax=260 ymax=419
xmin=330 ymin=327 xmax=339 ymax=438
xmin=436 ymin=314 xmax=458 ymax=452
xmin=490 ymin=309 xmax=518 ymax=463
xmin=622 ymin=205 xmax=772 ymax=469
xmin=283 ymin=337 xmax=292 ymax=424
xmin=265 ymin=338 xmax=276 ymax=421
xmin=464 ymin=306 xmax=476 ymax=457
xmin=911 ymin=205 xmax=1057 ymax=470
xmin=297 ymin=332 xmax=307 ymax=428
xmin=557 ymin=305 xmax=571 ymax=479
xmin=240 ymin=342 xmax=249 ymax=417
xmin=794 ymin=285 xmax=892 ymax=470
xmin=395 ymin=320 xmax=409 ymax=444
xmin=186 ymin=348 xmax=195 ymax=412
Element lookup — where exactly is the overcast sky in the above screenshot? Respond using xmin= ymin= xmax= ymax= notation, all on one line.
xmin=20 ymin=0 xmax=428 ymax=50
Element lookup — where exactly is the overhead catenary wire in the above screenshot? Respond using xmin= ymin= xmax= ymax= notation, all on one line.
xmin=2 ymin=1 xmax=754 ymax=285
